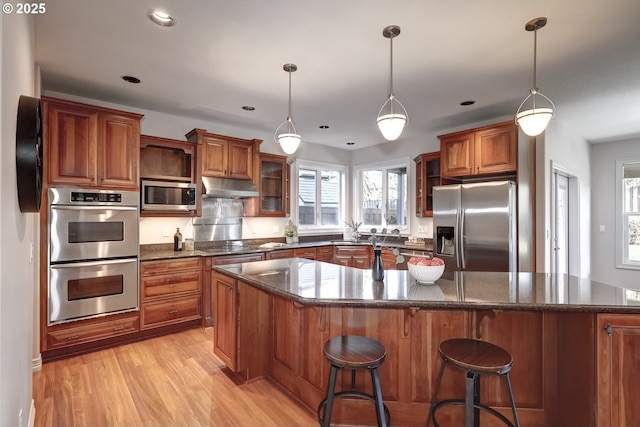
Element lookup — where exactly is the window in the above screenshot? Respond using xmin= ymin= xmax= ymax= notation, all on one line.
xmin=297 ymin=161 xmax=346 ymax=230
xmin=356 ymin=161 xmax=408 ymax=231
xmin=617 ymin=159 xmax=640 ymax=268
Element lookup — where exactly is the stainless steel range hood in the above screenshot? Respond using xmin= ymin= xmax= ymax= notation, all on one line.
xmin=201 ymin=176 xmax=259 ymax=198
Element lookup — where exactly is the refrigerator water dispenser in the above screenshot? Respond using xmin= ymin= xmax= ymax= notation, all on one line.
xmin=436 ymin=227 xmax=455 ymax=256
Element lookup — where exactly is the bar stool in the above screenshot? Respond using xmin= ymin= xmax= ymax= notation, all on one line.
xmin=317 ymin=335 xmax=390 ymax=427
xmin=427 ymin=338 xmax=520 ymax=427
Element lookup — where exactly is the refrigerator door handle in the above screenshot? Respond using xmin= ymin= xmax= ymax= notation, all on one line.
xmin=459 ymin=208 xmax=466 ymax=270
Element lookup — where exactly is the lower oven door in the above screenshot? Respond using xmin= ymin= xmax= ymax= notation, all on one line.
xmin=49 ymin=258 xmax=139 ymax=325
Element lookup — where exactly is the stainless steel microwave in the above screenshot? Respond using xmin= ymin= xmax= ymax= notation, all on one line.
xmin=141 ymin=180 xmax=197 ymax=212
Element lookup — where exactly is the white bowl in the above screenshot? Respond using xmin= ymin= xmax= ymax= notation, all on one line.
xmin=408 ymin=263 xmax=445 ymax=284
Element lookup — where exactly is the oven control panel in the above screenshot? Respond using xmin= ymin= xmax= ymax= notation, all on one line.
xmin=71 ymin=191 xmax=122 ymax=203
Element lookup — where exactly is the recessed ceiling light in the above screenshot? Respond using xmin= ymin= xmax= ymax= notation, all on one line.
xmin=460 ymin=100 xmax=476 ymax=106
xmin=121 ymin=75 xmax=141 ymax=84
xmin=346 ymin=142 xmax=355 ymax=146
xmin=242 ymin=106 xmax=255 ymax=111
xmin=319 ymin=125 xmax=329 ymax=129
xmin=148 ymin=9 xmax=175 ymax=27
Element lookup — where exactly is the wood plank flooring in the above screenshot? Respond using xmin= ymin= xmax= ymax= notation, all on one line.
xmin=33 ymin=328 xmax=318 ymax=427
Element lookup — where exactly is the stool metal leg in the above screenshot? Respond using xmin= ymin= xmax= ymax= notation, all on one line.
xmin=426 ymin=359 xmax=446 ymax=427
xmin=505 ymin=373 xmax=520 ymax=427
xmin=465 ymin=372 xmax=475 ymax=427
xmin=370 ymin=367 xmax=388 ymax=427
xmin=321 ymin=365 xmax=339 ymax=427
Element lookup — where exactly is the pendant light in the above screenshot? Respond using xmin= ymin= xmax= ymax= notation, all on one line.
xmin=377 ymin=25 xmax=408 ymax=141
xmin=275 ymin=63 xmax=301 ymax=155
xmin=515 ymin=17 xmax=556 ymax=137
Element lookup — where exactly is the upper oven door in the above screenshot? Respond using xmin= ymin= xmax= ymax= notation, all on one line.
xmin=50 ymin=205 xmax=139 ymax=262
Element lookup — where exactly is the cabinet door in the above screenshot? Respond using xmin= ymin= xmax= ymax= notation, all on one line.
xmin=332 ymin=254 xmax=351 ymax=267
xmin=213 ymin=274 xmax=237 ymax=370
xmin=440 ymin=131 xmax=474 ymax=178
xmin=474 ymin=123 xmax=517 ymax=175
xmin=294 ymin=248 xmax=316 ymax=260
xmin=98 ymin=113 xmax=140 ymax=189
xmin=273 ymin=296 xmax=301 ymax=374
xmin=315 ymin=246 xmax=334 ymax=262
xmin=259 ymin=153 xmax=287 ymax=216
xmin=227 ymin=139 xmax=254 ymax=180
xmin=352 ymin=255 xmax=370 ymax=269
xmin=414 ymin=152 xmax=440 ymax=217
xmin=202 ymin=135 xmax=228 ymax=177
xmin=46 ymin=100 xmax=99 ymax=186
xmin=597 ymin=314 xmax=640 ymax=427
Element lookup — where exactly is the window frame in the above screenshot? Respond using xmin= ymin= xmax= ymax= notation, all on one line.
xmin=353 ymin=158 xmax=410 ymax=234
xmin=294 ymin=159 xmax=347 ymax=234
xmin=616 ymin=158 xmax=640 ymax=269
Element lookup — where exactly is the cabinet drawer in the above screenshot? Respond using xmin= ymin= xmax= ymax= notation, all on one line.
xmin=316 ymin=246 xmax=334 ymax=262
xmin=294 ymin=248 xmax=316 ymax=259
xmin=335 ymin=246 xmax=370 ymax=257
xmin=141 ymin=270 xmax=202 ymax=301
xmin=140 ymin=257 xmax=202 ymax=275
xmin=140 ymin=295 xmax=202 ymax=330
xmin=266 ymin=249 xmax=294 ymax=259
xmin=212 ymin=253 xmax=264 ymax=265
xmin=47 ymin=315 xmax=139 ymax=350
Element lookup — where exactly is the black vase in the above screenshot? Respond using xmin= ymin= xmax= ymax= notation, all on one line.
xmin=372 ymin=248 xmax=384 ymax=281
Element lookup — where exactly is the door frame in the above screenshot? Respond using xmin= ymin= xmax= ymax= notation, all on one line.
xmin=550 ymin=161 xmax=580 ymax=276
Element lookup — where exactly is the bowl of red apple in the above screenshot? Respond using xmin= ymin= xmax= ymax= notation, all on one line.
xmin=407 ymin=256 xmax=445 ymax=284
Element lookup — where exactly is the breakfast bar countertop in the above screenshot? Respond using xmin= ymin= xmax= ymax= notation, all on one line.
xmin=214 ymin=257 xmax=640 ymax=313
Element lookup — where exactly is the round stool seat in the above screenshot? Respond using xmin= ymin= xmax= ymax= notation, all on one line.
xmin=440 ymin=338 xmax=513 ymax=375
xmin=323 ymin=335 xmax=386 ymax=369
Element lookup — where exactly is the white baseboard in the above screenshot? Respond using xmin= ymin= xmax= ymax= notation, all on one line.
xmin=28 ymin=399 xmax=35 ymax=427
xmin=32 ymin=354 xmax=42 ymax=372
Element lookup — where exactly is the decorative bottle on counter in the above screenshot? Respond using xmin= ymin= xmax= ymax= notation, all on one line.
xmin=173 ymin=228 xmax=183 ymax=251
xmin=372 ymin=248 xmax=384 ymax=281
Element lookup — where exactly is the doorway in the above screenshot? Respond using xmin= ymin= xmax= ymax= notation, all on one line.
xmin=551 ymin=163 xmax=580 ymax=276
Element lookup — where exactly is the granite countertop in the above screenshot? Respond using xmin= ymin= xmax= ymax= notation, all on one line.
xmin=214 ymin=258 xmax=640 ymax=313
xmin=139 ymin=239 xmax=433 ymax=261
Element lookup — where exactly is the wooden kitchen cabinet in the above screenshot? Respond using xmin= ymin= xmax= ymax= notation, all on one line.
xmin=266 ymin=249 xmax=294 ymax=260
xmin=140 ymin=257 xmax=202 ymax=330
xmin=294 ymin=247 xmax=316 ymax=260
xmin=439 ymin=121 xmax=517 ymax=179
xmin=315 ymin=245 xmax=334 ymax=262
xmin=185 ymin=128 xmax=260 ymax=181
xmin=43 ymin=96 xmax=142 ymax=190
xmin=140 ymin=135 xmax=197 ymax=183
xmin=257 ymin=153 xmax=290 ymax=216
xmin=414 ymin=152 xmax=440 ymax=217
xmin=213 ymin=274 xmax=271 ymax=380
xmin=333 ymin=245 xmax=371 ymax=268
xmin=46 ymin=313 xmax=139 ymax=351
xmin=596 ymin=313 xmax=640 ymax=427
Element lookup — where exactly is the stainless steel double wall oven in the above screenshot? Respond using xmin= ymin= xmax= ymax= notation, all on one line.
xmin=48 ymin=188 xmax=139 ymax=324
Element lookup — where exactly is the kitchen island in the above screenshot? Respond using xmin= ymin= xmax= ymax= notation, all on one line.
xmin=213 ymin=258 xmax=640 ymax=427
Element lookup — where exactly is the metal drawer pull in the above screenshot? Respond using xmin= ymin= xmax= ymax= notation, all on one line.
xmin=113 ymin=326 xmax=125 ymax=331
xmin=169 ymin=310 xmax=178 ymax=314
xmin=67 ymin=335 xmax=79 ymax=341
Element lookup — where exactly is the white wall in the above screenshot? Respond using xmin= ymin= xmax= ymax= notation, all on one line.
xmin=591 ymin=137 xmax=640 ymax=288
xmin=536 ymin=118 xmax=591 ymax=277
xmin=1 ymin=12 xmax=37 ymax=427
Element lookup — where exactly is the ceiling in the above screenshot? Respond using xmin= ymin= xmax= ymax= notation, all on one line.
xmin=35 ymin=1 xmax=640 ymax=150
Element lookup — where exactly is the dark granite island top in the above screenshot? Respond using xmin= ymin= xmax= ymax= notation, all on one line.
xmin=214 ymin=257 xmax=640 ymax=313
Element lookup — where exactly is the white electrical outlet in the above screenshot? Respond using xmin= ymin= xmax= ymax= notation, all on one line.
xmin=162 ymin=227 xmax=169 ymax=237
xmin=418 ymin=226 xmax=424 ymax=233
xmin=29 ymin=242 xmax=34 ymax=263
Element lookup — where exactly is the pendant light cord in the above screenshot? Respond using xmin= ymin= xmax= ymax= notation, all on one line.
xmin=287 ymin=69 xmax=293 ymax=133
xmin=388 ymin=34 xmax=395 ymax=114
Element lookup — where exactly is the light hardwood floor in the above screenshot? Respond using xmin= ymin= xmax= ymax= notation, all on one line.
xmin=33 ymin=328 xmax=318 ymax=427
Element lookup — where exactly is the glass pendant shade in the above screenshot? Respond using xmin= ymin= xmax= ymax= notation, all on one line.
xmin=515 ymin=17 xmax=555 ymax=137
xmin=377 ymin=113 xmax=407 ymax=141
xmin=516 ymin=107 xmax=553 ymax=136
xmin=277 ymin=132 xmax=301 ymax=154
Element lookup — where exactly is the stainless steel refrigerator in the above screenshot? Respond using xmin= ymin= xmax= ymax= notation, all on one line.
xmin=432 ymin=181 xmax=517 ymax=272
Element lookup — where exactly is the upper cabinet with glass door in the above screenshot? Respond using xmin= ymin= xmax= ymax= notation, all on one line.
xmin=244 ymin=153 xmax=290 ymax=217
